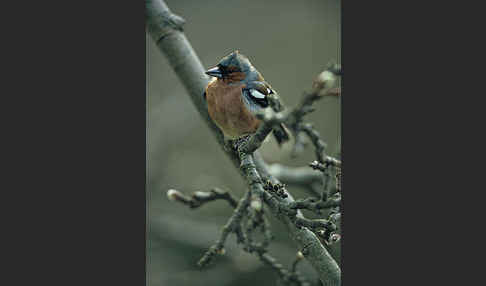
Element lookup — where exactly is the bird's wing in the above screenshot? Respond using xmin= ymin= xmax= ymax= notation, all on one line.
xmin=243 ymin=80 xmax=287 ymax=113
xmin=244 ymin=81 xmax=290 ymax=145
xmin=258 ymin=81 xmax=284 ymax=113
xmin=243 ymin=81 xmax=271 ymax=108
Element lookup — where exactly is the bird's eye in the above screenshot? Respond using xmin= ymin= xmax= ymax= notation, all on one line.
xmin=218 ymin=65 xmax=227 ymax=75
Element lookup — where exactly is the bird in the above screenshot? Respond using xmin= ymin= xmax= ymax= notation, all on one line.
xmin=203 ymin=50 xmax=289 ymax=147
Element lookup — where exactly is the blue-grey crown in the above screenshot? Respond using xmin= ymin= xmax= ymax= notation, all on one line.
xmin=218 ymin=50 xmax=252 ymax=72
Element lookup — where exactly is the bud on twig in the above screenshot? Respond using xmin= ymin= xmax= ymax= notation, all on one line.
xmin=250 ymin=197 xmax=263 ymax=212
xmin=296 ymin=251 xmax=304 ymax=260
xmin=216 ymin=248 xmax=226 ymax=255
xmin=312 ymin=70 xmax=337 ymax=97
xmin=167 ymin=189 xmax=182 ymax=201
xmin=328 ymin=233 xmax=341 ymax=245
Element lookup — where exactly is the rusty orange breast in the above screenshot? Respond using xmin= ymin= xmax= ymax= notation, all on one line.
xmin=206 ymin=78 xmax=261 ymax=139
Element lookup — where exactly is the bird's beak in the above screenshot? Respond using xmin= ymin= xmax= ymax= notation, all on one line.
xmin=205 ymin=66 xmax=223 ymax=78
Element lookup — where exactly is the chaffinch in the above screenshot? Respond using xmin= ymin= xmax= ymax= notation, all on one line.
xmin=203 ymin=50 xmax=290 ymax=145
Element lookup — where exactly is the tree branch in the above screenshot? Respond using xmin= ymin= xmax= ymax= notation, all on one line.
xmin=236 ymin=149 xmax=340 ymax=285
xmin=146 ymin=0 xmax=236 ymax=165
xmin=167 ymin=188 xmax=238 ymax=209
xmin=197 ymin=190 xmax=251 ymax=267
xmin=252 ymin=154 xmax=341 ymax=286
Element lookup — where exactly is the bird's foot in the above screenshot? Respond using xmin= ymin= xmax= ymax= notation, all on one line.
xmin=232 ymin=135 xmax=252 ymax=151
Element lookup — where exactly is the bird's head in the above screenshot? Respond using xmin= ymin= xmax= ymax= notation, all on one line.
xmin=205 ymin=50 xmax=255 ymax=82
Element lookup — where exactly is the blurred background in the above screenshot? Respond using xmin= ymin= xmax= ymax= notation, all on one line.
xmin=147 ymin=0 xmax=341 ymax=285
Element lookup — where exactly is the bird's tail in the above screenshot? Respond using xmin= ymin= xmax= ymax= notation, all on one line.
xmin=272 ymin=123 xmax=290 ymax=146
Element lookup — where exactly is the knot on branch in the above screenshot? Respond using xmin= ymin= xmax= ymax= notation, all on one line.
xmin=263 ymin=180 xmax=288 ymax=198
xmin=146 ymin=0 xmax=186 ymax=43
xmin=160 ymin=10 xmax=185 ymax=31
xmin=317 ymin=229 xmax=341 ymax=246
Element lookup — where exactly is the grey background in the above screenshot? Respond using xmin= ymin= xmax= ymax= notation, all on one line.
xmin=147 ymin=0 xmax=341 ymax=285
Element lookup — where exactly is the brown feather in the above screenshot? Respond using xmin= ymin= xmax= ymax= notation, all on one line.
xmin=206 ymin=78 xmax=261 ymax=139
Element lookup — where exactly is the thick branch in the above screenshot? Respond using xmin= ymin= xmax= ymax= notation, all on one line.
xmin=146 ymin=0 xmax=239 ymax=168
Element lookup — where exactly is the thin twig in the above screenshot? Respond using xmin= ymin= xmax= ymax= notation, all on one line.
xmin=258 ymin=252 xmax=310 ymax=286
xmin=288 ymin=195 xmax=341 ymax=212
xmin=167 ymin=188 xmax=238 ymax=209
xmin=197 ymin=190 xmax=251 ymax=267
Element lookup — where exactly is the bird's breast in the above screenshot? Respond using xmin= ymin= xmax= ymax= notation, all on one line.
xmin=206 ymin=78 xmax=261 ymax=139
